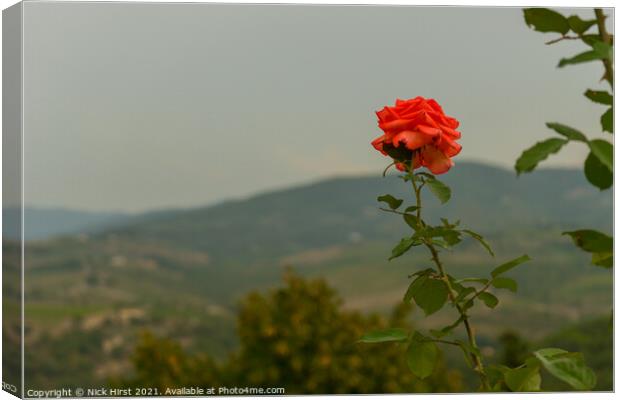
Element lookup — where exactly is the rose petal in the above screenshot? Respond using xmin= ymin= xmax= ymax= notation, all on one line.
xmin=392 ymin=130 xmax=435 ymax=151
xmin=422 ymin=145 xmax=454 ymax=174
xmin=376 ymin=107 xmax=399 ymax=123
xmin=446 ymin=116 xmax=459 ymax=129
xmin=440 ymin=126 xmax=461 ymax=139
xmin=427 ymin=110 xmax=453 ymax=127
xmin=437 ymin=136 xmax=462 ymax=157
xmin=397 ymin=97 xmax=423 ymax=107
xmin=397 ymin=109 xmax=425 ymax=121
xmin=417 ymin=125 xmax=442 ymax=136
xmin=427 ymin=99 xmax=444 ymax=113
xmin=371 ymin=136 xmax=388 ymax=155
xmin=379 ymin=119 xmax=415 ymax=133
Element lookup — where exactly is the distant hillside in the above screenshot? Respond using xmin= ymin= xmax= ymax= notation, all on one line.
xmin=3 ymin=207 xmax=129 ymax=241
xmin=107 ymin=162 xmax=612 ymax=262
xmin=12 ymin=162 xmax=611 ymax=245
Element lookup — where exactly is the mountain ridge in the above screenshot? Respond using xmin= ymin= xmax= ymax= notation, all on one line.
xmin=9 ymin=161 xmax=610 ymax=243
xmin=98 ymin=161 xmax=612 ymax=263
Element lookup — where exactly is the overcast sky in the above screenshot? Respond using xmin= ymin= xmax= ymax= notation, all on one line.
xmin=21 ymin=3 xmax=613 ymax=212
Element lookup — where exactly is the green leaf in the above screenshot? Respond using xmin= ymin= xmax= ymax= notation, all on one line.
xmin=591 ymin=251 xmax=613 ymax=268
xmin=404 ymin=272 xmax=430 ymax=303
xmin=567 ymin=15 xmax=596 ymax=34
xmin=592 ymin=41 xmax=613 ymax=59
xmin=581 ymin=34 xmax=601 ymax=46
xmin=389 ymin=237 xmax=416 ymax=261
xmin=403 ymin=214 xmax=420 ymax=230
xmin=409 ymin=267 xmax=435 ymax=279
xmin=545 ymin=122 xmax=588 ymax=142
xmin=487 ymin=365 xmax=510 ymax=390
xmin=584 ymin=151 xmax=612 ymax=190
xmin=584 ymin=89 xmax=613 ymax=105
xmin=462 ymin=229 xmax=494 ymax=256
xmin=601 ymin=107 xmax=613 ymax=133
xmin=558 ymin=50 xmax=606 ymax=68
xmin=523 ymin=8 xmax=569 ymax=34
xmin=359 ymin=328 xmax=409 ymax=343
xmin=454 ymin=286 xmax=476 ymax=303
xmin=491 ymin=255 xmax=531 ymax=278
xmin=461 ymin=298 xmax=475 ymax=312
xmin=588 ymin=139 xmax=613 ymax=171
xmin=515 ymin=138 xmax=568 ymax=174
xmin=413 ymin=277 xmax=448 ymax=316
xmin=442 ymin=231 xmax=461 ymax=246
xmin=504 ymin=365 xmax=542 ymax=392
xmin=492 ymin=277 xmax=518 ymax=292
xmin=425 ymin=177 xmax=451 ymax=204
xmin=429 ymin=238 xmax=450 ymax=249
xmin=404 ymin=205 xmax=419 ymax=213
xmin=377 ymin=194 xmax=403 ymax=210
xmin=440 ymin=218 xmax=460 ymax=229
xmin=448 ymin=275 xmax=465 ymax=291
xmin=478 ymin=292 xmax=499 ymax=308
xmin=422 ymin=226 xmax=461 ymax=246
xmin=524 ymin=355 xmax=541 ymax=368
xmin=406 ymin=335 xmax=439 ymax=379
xmin=534 ymin=348 xmax=597 ymax=390
xmin=563 ymin=229 xmax=612 ymax=253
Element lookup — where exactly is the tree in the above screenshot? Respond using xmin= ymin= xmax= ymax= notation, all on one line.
xmin=118 ymin=271 xmax=462 ymax=394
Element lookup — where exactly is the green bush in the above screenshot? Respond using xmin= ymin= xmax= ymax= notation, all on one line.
xmin=119 ymin=271 xmax=462 ymax=394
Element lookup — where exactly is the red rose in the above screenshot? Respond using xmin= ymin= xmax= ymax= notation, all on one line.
xmin=371 ymin=97 xmax=462 ymax=174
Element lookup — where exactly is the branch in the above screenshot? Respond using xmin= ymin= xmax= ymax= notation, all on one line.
xmin=427 ymin=338 xmax=460 ymax=347
xmin=545 ymin=35 xmax=580 ymax=45
xmin=379 ymin=207 xmax=407 ymax=216
xmin=594 ymin=8 xmax=613 ymax=87
xmin=465 ymin=280 xmax=494 ymax=304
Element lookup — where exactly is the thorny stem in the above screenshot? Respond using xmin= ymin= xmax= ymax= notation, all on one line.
xmin=594 ymin=8 xmax=613 ymax=87
xmin=409 ymin=169 xmax=490 ymax=391
xmin=545 ymin=9 xmax=613 ymax=88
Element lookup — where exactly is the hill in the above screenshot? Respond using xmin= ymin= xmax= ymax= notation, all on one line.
xmin=101 ymin=162 xmax=611 ymax=259
xmin=15 ymin=162 xmax=612 ymax=389
xmin=3 ymin=207 xmax=129 ymax=241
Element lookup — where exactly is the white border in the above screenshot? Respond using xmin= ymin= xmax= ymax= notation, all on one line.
xmin=0 ymin=1 xmax=616 ymax=400
xmin=0 ymin=0 xmax=618 ymax=6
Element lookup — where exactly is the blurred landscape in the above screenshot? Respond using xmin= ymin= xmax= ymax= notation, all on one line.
xmin=5 ymin=3 xmax=613 ymax=394
xmin=6 ymin=161 xmax=612 ymax=392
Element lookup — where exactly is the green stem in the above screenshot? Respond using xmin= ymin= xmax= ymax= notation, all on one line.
xmin=594 ymin=8 xmax=613 ymax=88
xmin=427 ymin=338 xmax=461 ymax=347
xmin=409 ymin=170 xmax=490 ymax=391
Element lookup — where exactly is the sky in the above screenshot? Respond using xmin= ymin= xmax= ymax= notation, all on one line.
xmin=20 ymin=3 xmax=613 ymax=212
